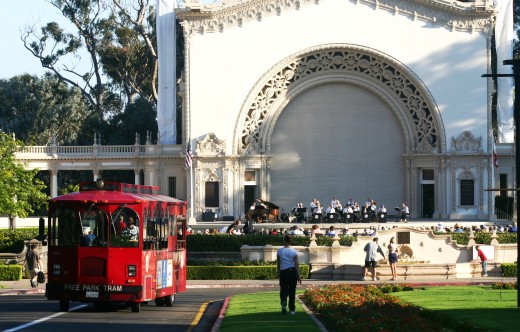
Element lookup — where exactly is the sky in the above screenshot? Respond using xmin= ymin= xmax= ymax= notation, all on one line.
xmin=0 ymin=0 xmax=68 ymax=79
xmin=0 ymin=0 xmax=214 ymax=80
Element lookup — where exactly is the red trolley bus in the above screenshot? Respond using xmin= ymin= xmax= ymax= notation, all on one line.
xmin=45 ymin=180 xmax=188 ymax=312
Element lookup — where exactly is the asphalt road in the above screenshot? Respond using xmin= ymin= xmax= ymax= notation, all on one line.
xmin=0 ymin=287 xmax=276 ymax=332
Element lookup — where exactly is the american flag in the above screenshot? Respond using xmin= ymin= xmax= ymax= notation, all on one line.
xmin=185 ymin=141 xmax=193 ymax=169
xmin=493 ymin=145 xmax=498 ymax=168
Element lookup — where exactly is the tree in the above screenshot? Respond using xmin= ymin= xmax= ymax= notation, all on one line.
xmin=101 ymin=0 xmax=159 ymax=104
xmin=0 ymin=132 xmax=48 ymax=229
xmin=21 ymin=0 xmax=123 ymax=121
xmin=0 ymin=74 xmax=92 ymax=145
xmin=21 ymin=0 xmax=159 ymax=119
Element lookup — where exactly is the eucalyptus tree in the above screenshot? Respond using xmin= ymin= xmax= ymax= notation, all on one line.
xmin=21 ymin=0 xmax=159 ymax=122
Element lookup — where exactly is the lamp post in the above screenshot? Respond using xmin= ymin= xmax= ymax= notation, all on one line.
xmin=503 ymin=59 xmax=520 ymax=307
xmin=483 ymin=58 xmax=519 ymax=307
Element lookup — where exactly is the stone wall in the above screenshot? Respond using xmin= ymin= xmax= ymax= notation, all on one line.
xmin=240 ymin=227 xmax=516 ymax=279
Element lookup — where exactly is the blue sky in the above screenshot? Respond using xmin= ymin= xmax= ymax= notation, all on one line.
xmin=0 ymin=0 xmax=67 ymax=79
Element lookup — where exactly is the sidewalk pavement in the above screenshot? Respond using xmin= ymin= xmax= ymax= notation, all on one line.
xmin=1 ymin=277 xmax=517 ymax=296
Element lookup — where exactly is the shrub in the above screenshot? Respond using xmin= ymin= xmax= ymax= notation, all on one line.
xmin=492 ymin=282 xmax=517 ymax=290
xmin=432 ymin=231 xmax=516 ymax=245
xmin=501 ymin=262 xmax=518 ymax=277
xmin=0 ymin=265 xmax=22 ymax=281
xmin=187 ymin=264 xmax=310 ymax=280
xmin=0 ymin=229 xmax=40 ymax=253
xmin=186 ymin=234 xmax=355 ymax=252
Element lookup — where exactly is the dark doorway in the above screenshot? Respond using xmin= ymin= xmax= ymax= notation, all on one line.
xmin=422 ymin=184 xmax=434 ymax=218
xmin=244 ymin=185 xmax=256 ymax=214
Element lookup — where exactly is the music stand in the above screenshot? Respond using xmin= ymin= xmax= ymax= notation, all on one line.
xmin=378 ymin=212 xmax=387 ymax=223
xmin=327 ymin=213 xmax=338 ymax=223
xmin=362 ymin=213 xmax=370 ymax=223
xmin=394 ymin=207 xmax=400 ymax=222
xmin=311 ymin=213 xmax=322 ymax=223
xmin=296 ymin=208 xmax=307 ymax=223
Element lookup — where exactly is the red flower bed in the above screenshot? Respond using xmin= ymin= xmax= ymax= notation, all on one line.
xmin=301 ymin=284 xmax=473 ymax=331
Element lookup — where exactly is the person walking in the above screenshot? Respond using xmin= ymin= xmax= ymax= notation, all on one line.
xmin=387 ymin=237 xmax=399 ymax=280
xmin=362 ymin=237 xmax=385 ymax=281
xmin=25 ymin=244 xmax=43 ymax=288
xmin=277 ymin=235 xmax=301 ymax=315
xmin=475 ymin=245 xmax=488 ymax=277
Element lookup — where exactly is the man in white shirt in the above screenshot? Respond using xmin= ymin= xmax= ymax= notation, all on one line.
xmin=277 ymin=235 xmax=301 ymax=315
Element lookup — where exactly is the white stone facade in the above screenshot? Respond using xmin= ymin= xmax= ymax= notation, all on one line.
xmin=176 ymin=0 xmax=513 ymax=221
xmin=15 ymin=0 xmax=515 ymax=222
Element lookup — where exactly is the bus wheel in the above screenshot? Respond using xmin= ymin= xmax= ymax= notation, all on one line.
xmin=154 ymin=297 xmax=165 ymax=307
xmin=131 ymin=302 xmax=141 ymax=313
xmin=59 ymin=300 xmax=70 ymax=312
xmin=164 ymin=294 xmax=175 ymax=307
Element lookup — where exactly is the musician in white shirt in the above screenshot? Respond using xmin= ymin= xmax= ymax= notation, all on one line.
xmin=331 ymin=197 xmax=342 ymax=210
xmin=326 ymin=205 xmax=336 ymax=214
xmin=309 ymin=198 xmax=318 ymax=213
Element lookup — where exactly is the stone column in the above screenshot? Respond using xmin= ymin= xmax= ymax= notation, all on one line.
xmin=50 ymin=169 xmax=58 ymax=198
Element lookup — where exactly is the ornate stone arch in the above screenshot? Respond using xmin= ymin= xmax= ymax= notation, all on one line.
xmin=234 ymin=44 xmax=446 ymax=155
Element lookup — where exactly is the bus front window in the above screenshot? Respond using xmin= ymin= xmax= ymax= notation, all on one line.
xmin=51 ymin=205 xmax=109 ymax=247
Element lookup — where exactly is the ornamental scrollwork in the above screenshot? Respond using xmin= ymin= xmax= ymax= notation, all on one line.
xmin=178 ymin=0 xmax=494 ymax=36
xmin=451 ymin=131 xmax=482 ymax=153
xmin=197 ymin=133 xmax=226 ymax=156
xmin=240 ymin=47 xmax=440 ymax=154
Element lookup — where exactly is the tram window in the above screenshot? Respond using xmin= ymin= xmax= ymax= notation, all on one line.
xmin=109 ymin=206 xmax=140 ymax=248
xmin=80 ymin=207 xmax=108 ymax=247
xmin=51 ymin=206 xmax=109 ymax=247
xmin=53 ymin=207 xmax=79 ymax=247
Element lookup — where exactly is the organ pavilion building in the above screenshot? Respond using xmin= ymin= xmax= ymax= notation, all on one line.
xmin=17 ymin=0 xmax=515 ymax=222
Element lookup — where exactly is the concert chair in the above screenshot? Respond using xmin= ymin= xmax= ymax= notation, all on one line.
xmin=327 ymin=213 xmax=338 ymax=223
xmin=311 ymin=213 xmax=322 ymax=223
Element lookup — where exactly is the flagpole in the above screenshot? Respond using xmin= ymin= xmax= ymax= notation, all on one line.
xmin=190 ymin=151 xmax=194 ymax=221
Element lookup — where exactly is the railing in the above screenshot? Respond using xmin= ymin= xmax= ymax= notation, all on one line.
xmin=495 ymin=208 xmax=512 ymax=221
xmin=15 ymin=144 xmax=182 ymax=159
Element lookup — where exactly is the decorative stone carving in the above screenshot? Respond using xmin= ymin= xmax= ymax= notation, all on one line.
xmin=178 ymin=0 xmax=494 ymax=36
xmin=451 ymin=131 xmax=482 ymax=153
xmin=204 ymin=170 xmax=220 ymax=182
xmin=197 ymin=133 xmax=226 ymax=156
xmin=239 ymin=46 xmax=441 ymax=154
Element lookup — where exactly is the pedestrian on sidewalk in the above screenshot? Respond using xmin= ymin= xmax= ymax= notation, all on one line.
xmin=362 ymin=237 xmax=385 ymax=281
xmin=277 ymin=235 xmax=301 ymax=315
xmin=25 ymin=244 xmax=42 ymax=288
xmin=475 ymin=245 xmax=488 ymax=277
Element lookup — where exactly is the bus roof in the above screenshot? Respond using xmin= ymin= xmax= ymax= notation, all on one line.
xmin=49 ymin=181 xmax=187 ymax=207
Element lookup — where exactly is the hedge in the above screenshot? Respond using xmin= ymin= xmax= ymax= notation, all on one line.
xmin=187 ymin=264 xmax=310 ymax=280
xmin=435 ymin=232 xmax=517 ymax=246
xmin=186 ymin=234 xmax=354 ymax=252
xmin=501 ymin=262 xmax=518 ymax=277
xmin=0 ymin=265 xmax=22 ymax=281
xmin=0 ymin=229 xmax=40 ymax=253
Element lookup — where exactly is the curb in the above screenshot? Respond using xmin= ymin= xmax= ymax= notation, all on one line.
xmin=210 ymin=296 xmax=230 ymax=332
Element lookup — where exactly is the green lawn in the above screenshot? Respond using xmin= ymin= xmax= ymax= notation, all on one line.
xmin=219 ymin=286 xmax=519 ymax=332
xmin=218 ymin=291 xmax=319 ymax=332
xmin=392 ymin=286 xmax=519 ymax=332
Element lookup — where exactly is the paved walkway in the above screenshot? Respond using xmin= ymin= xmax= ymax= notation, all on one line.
xmin=1 ymin=277 xmax=516 ymax=296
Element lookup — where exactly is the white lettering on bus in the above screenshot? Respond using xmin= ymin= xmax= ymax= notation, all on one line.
xmin=82 ymin=285 xmax=100 ymax=291
xmin=64 ymin=284 xmax=80 ymax=291
xmin=104 ymin=285 xmax=123 ymax=292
